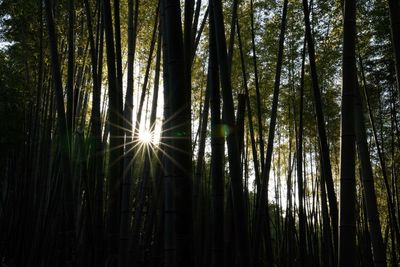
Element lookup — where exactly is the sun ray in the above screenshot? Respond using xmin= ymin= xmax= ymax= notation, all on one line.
xmin=149 ymin=145 xmax=164 ymax=168
xmin=106 ymin=121 xmax=134 ymax=136
xmin=108 ymin=107 xmax=136 ymax=130
xmin=156 ymin=140 xmax=192 ymax=156
xmin=121 ymin=141 xmax=152 ymax=178
xmin=160 ymin=121 xmax=191 ymax=136
xmin=108 ymin=140 xmax=145 ymax=168
xmin=155 ymin=145 xmax=188 ymax=173
xmin=103 ymin=101 xmax=196 ymax=177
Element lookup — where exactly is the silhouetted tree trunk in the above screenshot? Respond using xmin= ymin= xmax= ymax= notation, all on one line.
xmin=114 ymin=0 xmax=123 ymax=101
xmin=192 ymin=7 xmax=209 ymax=63
xmin=102 ymin=0 xmax=124 ymax=263
xmin=253 ymin=0 xmax=288 ymax=265
xmin=96 ymin=5 xmax=105 ymax=264
xmin=359 ymin=54 xmax=400 ymax=262
xmin=236 ymin=94 xmax=246 ymax=156
xmin=354 ymin=80 xmax=386 ymax=266
xmin=297 ymin=35 xmax=307 ymax=267
xmin=184 ymin=0 xmax=194 ymax=101
xmin=139 ymin=30 xmax=162 ymax=259
xmin=191 ymin=0 xmax=202 ymax=50
xmin=194 ymin=80 xmax=210 ymax=210
xmin=119 ymin=0 xmax=137 ymax=264
xmin=130 ymin=12 xmax=160 ymax=266
xmin=208 ymin=6 xmax=224 ymax=266
xmin=302 ymin=0 xmax=338 ymax=257
xmin=360 ymin=55 xmax=400 ymax=247
xmin=339 ymin=0 xmax=357 ymax=265
xmin=44 ymin=1 xmax=68 ymax=152
xmin=83 ymin=0 xmax=104 ymax=264
xmin=250 ymin=0 xmax=265 ymax=172
xmin=388 ymin=0 xmax=400 ymax=97
xmin=119 ymin=0 xmax=139 ymax=263
xmin=162 ymin=1 xmax=193 ymax=266
xmin=227 ymin=0 xmax=238 ymax=68
xmin=210 ymin=0 xmax=251 ymax=265
xmin=44 ymin=0 xmax=75 ymax=264
xmin=236 ymin=18 xmax=261 ymax=190
xmin=67 ymin=0 xmax=74 ymax=133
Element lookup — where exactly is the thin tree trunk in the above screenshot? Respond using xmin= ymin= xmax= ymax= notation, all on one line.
xmin=253 ymin=0 xmax=288 ymax=265
xmin=133 ymin=7 xmax=159 ymax=144
xmin=236 ymin=18 xmax=261 ymax=190
xmin=191 ymin=0 xmax=202 ymax=50
xmin=236 ymin=94 xmax=246 ymax=157
xmin=359 ymin=55 xmax=400 ymax=245
xmin=227 ymin=0 xmax=238 ymax=68
xmin=208 ymin=6 xmax=224 ymax=265
xmin=138 ymin=30 xmax=162 ymax=258
xmin=119 ymin=0 xmax=139 ymax=262
xmin=354 ymin=81 xmax=386 ymax=266
xmin=184 ymin=0 xmax=194 ymax=106
xmin=44 ymin=1 xmax=75 ymax=264
xmin=102 ymin=0 xmax=124 ymax=263
xmin=95 ymin=4 xmax=105 ymax=263
xmin=250 ymin=0 xmax=265 ymax=172
xmin=43 ymin=1 xmax=69 ymax=152
xmin=194 ymin=83 xmax=210 ymax=210
xmin=83 ymin=0 xmax=104 ymax=264
xmin=125 ymin=12 xmax=159 ymax=264
xmin=388 ymin=0 xmax=400 ymax=97
xmin=67 ymin=0 xmax=75 ymax=133
xmin=297 ymin=34 xmax=307 ymax=267
xmin=192 ymin=7 xmax=209 ymax=63
xmin=114 ymin=0 xmax=123 ymax=102
xmin=129 ymin=18 xmax=162 ymax=267
xmin=302 ymin=0 xmax=339 ymax=257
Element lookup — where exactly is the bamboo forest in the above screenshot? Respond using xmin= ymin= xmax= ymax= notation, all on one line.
xmin=1 ymin=0 xmax=400 ymax=266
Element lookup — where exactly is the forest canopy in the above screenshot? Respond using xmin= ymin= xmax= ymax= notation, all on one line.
xmin=0 ymin=0 xmax=399 ymax=266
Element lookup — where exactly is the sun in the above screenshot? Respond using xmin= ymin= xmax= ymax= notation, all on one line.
xmin=138 ymin=129 xmax=153 ymax=144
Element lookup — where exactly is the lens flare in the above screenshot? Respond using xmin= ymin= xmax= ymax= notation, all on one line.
xmin=139 ymin=129 xmax=153 ymax=144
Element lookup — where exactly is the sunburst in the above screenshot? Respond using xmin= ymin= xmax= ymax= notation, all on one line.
xmin=138 ymin=129 xmax=153 ymax=145
xmin=102 ymin=103 xmax=196 ymax=177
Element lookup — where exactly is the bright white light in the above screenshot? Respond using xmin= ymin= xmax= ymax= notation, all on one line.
xmin=138 ymin=129 xmax=153 ymax=144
